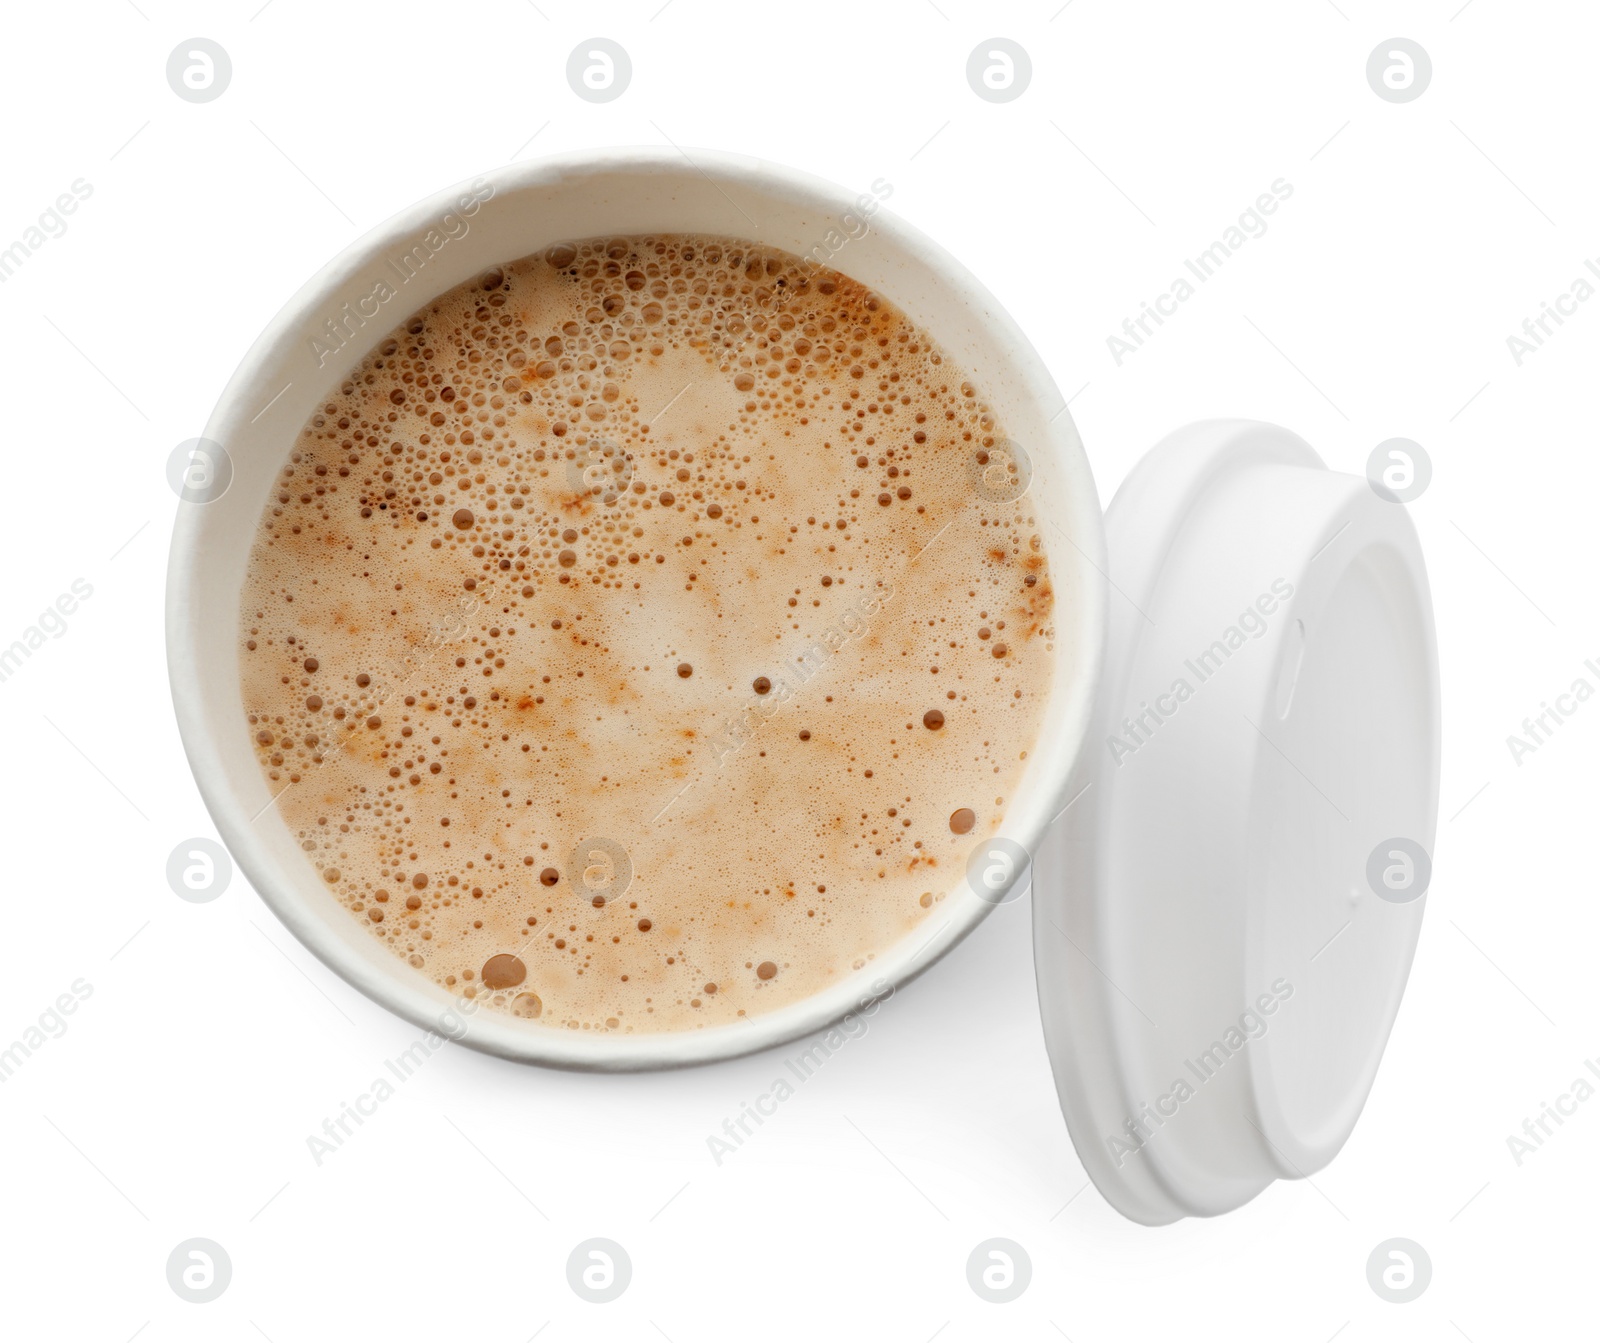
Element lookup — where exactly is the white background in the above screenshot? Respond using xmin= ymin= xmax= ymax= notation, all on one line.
xmin=1 ymin=1 xmax=1595 ymax=1338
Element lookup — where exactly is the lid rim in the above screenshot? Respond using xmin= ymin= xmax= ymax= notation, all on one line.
xmin=1035 ymin=420 xmax=1439 ymax=1224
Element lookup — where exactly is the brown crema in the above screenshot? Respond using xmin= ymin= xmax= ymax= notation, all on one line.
xmin=240 ymin=234 xmax=1055 ymax=1033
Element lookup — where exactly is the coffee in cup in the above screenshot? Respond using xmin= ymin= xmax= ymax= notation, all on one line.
xmin=239 ymin=232 xmax=1055 ymax=1033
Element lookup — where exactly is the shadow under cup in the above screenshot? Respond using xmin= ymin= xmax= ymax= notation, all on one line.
xmin=165 ymin=147 xmax=1108 ymax=1069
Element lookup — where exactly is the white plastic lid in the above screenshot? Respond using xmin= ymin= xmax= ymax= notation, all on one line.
xmin=1034 ymin=420 xmax=1440 ymax=1224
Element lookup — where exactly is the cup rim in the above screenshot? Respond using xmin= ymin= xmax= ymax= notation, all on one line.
xmin=165 ymin=145 xmax=1107 ymax=1070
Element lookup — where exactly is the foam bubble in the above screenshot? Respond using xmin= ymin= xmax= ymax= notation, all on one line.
xmin=239 ymin=234 xmax=1057 ymax=1033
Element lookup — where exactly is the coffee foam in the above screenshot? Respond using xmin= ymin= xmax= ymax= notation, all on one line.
xmin=240 ymin=234 xmax=1056 ymax=1033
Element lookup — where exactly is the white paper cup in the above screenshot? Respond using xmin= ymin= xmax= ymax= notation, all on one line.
xmin=165 ymin=147 xmax=1107 ymax=1069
